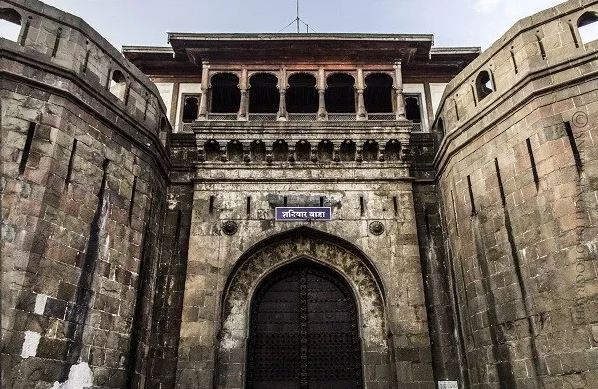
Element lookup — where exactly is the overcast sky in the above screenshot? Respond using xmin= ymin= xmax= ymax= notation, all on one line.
xmin=4 ymin=0 xmax=565 ymax=50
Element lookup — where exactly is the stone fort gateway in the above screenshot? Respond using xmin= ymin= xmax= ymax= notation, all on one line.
xmin=1 ymin=0 xmax=598 ymax=388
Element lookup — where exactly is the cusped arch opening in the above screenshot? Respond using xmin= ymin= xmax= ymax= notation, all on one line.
xmin=211 ymin=72 xmax=241 ymax=113
xmin=217 ymin=226 xmax=392 ymax=389
xmin=221 ymin=226 xmax=388 ymax=314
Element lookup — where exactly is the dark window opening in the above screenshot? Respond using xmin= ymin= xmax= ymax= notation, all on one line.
xmin=578 ymin=12 xmax=598 ymax=44
xmin=385 ymin=140 xmax=401 ymax=161
xmin=405 ymin=95 xmax=422 ymax=123
xmin=249 ymin=73 xmax=279 ymax=113
xmin=295 ymin=140 xmax=311 ymax=162
xmin=109 ymin=70 xmax=127 ymax=100
xmin=273 ymin=140 xmax=288 ymax=162
xmin=182 ymin=95 xmax=200 ymax=123
xmin=287 ymin=73 xmax=317 ymax=113
xmin=0 ymin=8 xmax=22 ymax=42
xmin=204 ymin=140 xmax=220 ymax=161
xmin=211 ymin=73 xmax=240 ymax=113
xmin=362 ymin=140 xmax=379 ymax=162
xmin=475 ymin=70 xmax=495 ymax=101
xmin=364 ymin=73 xmax=393 ymax=113
xmin=227 ymin=140 xmax=243 ymax=162
xmin=250 ymin=140 xmax=266 ymax=162
xmin=435 ymin=118 xmax=446 ymax=148
xmin=325 ymin=73 xmax=355 ymax=113
xmin=340 ymin=140 xmax=356 ymax=161
xmin=317 ymin=140 xmax=333 ymax=162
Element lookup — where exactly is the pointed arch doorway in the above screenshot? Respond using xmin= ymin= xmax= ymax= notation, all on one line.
xmin=246 ymin=260 xmax=363 ymax=389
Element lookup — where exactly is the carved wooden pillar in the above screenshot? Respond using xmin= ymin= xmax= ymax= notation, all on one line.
xmin=394 ymin=61 xmax=406 ymax=119
xmin=277 ymin=67 xmax=288 ymax=121
xmin=198 ymin=61 xmax=210 ymax=120
xmin=356 ymin=68 xmax=367 ymax=120
xmin=238 ymin=67 xmax=249 ymax=121
xmin=317 ymin=68 xmax=327 ymax=120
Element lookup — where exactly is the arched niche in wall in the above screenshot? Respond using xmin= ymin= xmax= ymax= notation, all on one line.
xmin=272 ymin=140 xmax=288 ymax=162
xmin=577 ymin=11 xmax=598 ymax=45
xmin=250 ymin=140 xmax=266 ymax=162
xmin=249 ymin=73 xmax=279 ymax=113
xmin=227 ymin=140 xmax=243 ymax=162
xmin=325 ymin=73 xmax=355 ymax=113
xmin=364 ymin=73 xmax=393 ymax=113
xmin=0 ymin=8 xmax=22 ymax=42
xmin=340 ymin=140 xmax=356 ymax=162
xmin=204 ymin=140 xmax=220 ymax=161
xmin=317 ymin=140 xmax=333 ymax=162
xmin=211 ymin=73 xmax=241 ymax=113
xmin=385 ymin=140 xmax=401 ymax=161
xmin=362 ymin=140 xmax=379 ymax=162
xmin=287 ymin=73 xmax=318 ymax=113
xmin=295 ymin=140 xmax=311 ymax=162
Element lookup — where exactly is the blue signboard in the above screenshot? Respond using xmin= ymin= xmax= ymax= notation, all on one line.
xmin=275 ymin=207 xmax=332 ymax=221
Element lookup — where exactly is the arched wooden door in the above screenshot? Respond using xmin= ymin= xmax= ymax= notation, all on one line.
xmin=246 ymin=260 xmax=363 ymax=389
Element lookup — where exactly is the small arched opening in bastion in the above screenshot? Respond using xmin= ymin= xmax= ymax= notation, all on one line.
xmin=0 ymin=8 xmax=22 ymax=43
xmin=108 ymin=69 xmax=127 ymax=101
xmin=216 ymin=227 xmax=393 ymax=389
xmin=475 ymin=70 xmax=495 ymax=101
xmin=577 ymin=11 xmax=598 ymax=45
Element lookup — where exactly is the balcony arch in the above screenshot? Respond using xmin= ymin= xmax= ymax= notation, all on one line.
xmin=325 ymin=73 xmax=355 ymax=113
xmin=0 ymin=8 xmax=22 ymax=42
xmin=475 ymin=70 xmax=495 ymax=101
xmin=364 ymin=73 xmax=393 ymax=113
xmin=286 ymin=73 xmax=318 ymax=113
xmin=249 ymin=73 xmax=279 ymax=113
xmin=211 ymin=73 xmax=241 ymax=113
xmin=577 ymin=11 xmax=598 ymax=45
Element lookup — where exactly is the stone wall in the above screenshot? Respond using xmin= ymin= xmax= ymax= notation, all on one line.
xmin=170 ymin=117 xmax=436 ymax=388
xmin=431 ymin=0 xmax=598 ymax=387
xmin=0 ymin=0 xmax=175 ymax=388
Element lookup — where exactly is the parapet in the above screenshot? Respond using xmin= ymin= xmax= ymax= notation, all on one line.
xmin=0 ymin=0 xmax=172 ymax=150
xmin=432 ymin=0 xmax=598 ymax=166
